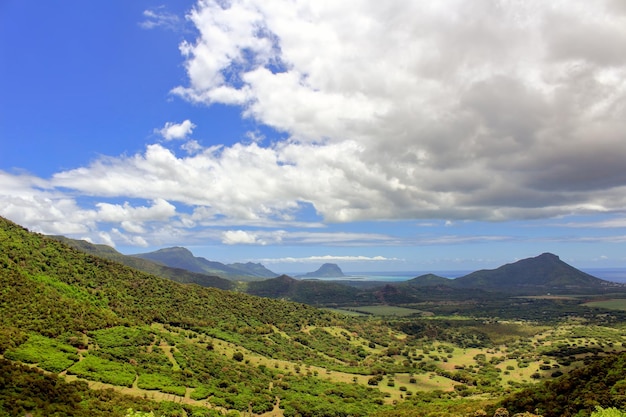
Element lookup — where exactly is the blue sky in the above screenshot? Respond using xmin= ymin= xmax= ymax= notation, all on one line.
xmin=2 ymin=1 xmax=626 ymax=274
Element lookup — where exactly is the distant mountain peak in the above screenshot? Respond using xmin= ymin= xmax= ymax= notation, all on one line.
xmin=453 ymin=252 xmax=613 ymax=294
xmin=537 ymin=252 xmax=559 ymax=260
xmin=132 ymin=247 xmax=277 ymax=280
xmin=300 ymin=263 xmax=346 ymax=278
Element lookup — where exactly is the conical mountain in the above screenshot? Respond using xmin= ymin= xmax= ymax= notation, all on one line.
xmin=404 ymin=273 xmax=452 ymax=287
xmin=453 ymin=252 xmax=617 ymax=294
xmin=299 ymin=263 xmax=346 ymax=278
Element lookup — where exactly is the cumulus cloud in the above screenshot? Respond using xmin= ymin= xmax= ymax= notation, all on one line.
xmin=0 ymin=170 xmax=177 ymax=246
xmin=169 ymin=0 xmax=626 ymax=222
xmin=222 ymin=230 xmax=262 ymax=245
xmin=4 ymin=0 xmax=626 ymax=249
xmin=96 ymin=198 xmax=176 ymax=222
xmin=156 ymin=120 xmax=196 ymax=141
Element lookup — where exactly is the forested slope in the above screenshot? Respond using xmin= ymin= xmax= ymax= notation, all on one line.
xmin=0 ymin=217 xmax=389 ymax=416
xmin=50 ymin=235 xmax=234 ymax=290
xmin=0 ymin=217 xmax=334 ymax=337
xmin=4 ymin=216 xmax=626 ymax=417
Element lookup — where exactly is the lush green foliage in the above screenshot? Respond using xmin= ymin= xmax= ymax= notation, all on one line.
xmin=68 ymin=354 xmax=137 ymax=387
xmin=500 ymin=353 xmax=626 ymax=417
xmin=51 ymin=235 xmax=235 ymax=290
xmin=4 ymin=216 xmax=626 ymax=417
xmin=4 ymin=333 xmax=78 ymax=372
xmin=592 ymin=407 xmax=626 ymax=417
xmin=0 ymin=358 xmax=157 ymax=417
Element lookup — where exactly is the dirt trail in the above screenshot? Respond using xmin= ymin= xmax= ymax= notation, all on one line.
xmin=159 ymin=339 xmax=181 ymax=371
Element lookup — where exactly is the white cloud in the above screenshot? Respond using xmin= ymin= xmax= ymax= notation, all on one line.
xmin=259 ymin=255 xmax=402 ymax=264
xmin=96 ymin=198 xmax=176 ymax=222
xmin=181 ymin=139 xmax=203 ymax=154
xmin=557 ymin=217 xmax=626 ymax=229
xmin=169 ymin=0 xmax=626 ymax=223
xmin=222 ymin=230 xmax=261 ymax=245
xmin=4 ymin=0 xmax=626 ymax=251
xmin=140 ymin=7 xmax=183 ymax=31
xmin=156 ymin=120 xmax=196 ymax=141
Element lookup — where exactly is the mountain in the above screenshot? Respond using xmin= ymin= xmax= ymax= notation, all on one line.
xmin=404 ymin=273 xmax=452 ymax=287
xmin=228 ymin=261 xmax=278 ymax=278
xmin=0 ymin=216 xmax=391 ymax=415
xmin=49 ymin=236 xmax=234 ymax=290
xmin=453 ymin=252 xmax=620 ymax=294
xmin=245 ymin=274 xmax=376 ymax=306
xmin=299 ymin=263 xmax=346 ymax=278
xmin=244 ymin=254 xmax=621 ymax=306
xmin=132 ymin=246 xmax=277 ymax=281
xmin=4 ymin=215 xmax=626 ymax=417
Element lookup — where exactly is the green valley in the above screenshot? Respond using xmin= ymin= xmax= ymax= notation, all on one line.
xmin=3 ymin=216 xmax=626 ymax=417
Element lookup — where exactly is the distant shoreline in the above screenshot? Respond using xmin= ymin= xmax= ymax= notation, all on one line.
xmin=284 ymin=268 xmax=626 ymax=283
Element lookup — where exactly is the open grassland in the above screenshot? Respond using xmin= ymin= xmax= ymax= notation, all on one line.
xmin=584 ymin=298 xmax=626 ymax=311
xmin=5 ymin=290 xmax=626 ymax=417
xmin=338 ymin=305 xmax=423 ymax=316
xmin=5 ymin=316 xmax=626 ymax=417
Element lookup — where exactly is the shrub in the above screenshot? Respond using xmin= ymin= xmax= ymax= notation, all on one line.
xmin=68 ymin=354 xmax=136 ymax=387
xmin=591 ymin=407 xmax=626 ymax=417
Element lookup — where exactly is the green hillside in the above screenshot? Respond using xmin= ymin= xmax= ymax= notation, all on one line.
xmin=245 ymin=274 xmax=378 ymax=306
xmin=0 ymin=217 xmax=394 ymax=416
xmin=50 ymin=235 xmax=234 ymax=290
xmin=132 ymin=246 xmax=274 ymax=281
xmin=4 ymin=216 xmax=626 ymax=417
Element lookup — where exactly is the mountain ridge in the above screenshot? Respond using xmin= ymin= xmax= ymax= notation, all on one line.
xmin=49 ymin=236 xmax=234 ymax=290
xmin=132 ymin=246 xmax=278 ymax=281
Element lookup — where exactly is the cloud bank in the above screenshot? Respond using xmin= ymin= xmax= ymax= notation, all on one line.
xmin=171 ymin=0 xmax=626 ymax=220
xmin=2 ymin=0 xmax=626 ymax=248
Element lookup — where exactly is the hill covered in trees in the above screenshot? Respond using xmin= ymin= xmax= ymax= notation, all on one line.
xmin=4 ymin=215 xmax=626 ymax=417
xmin=50 ymin=235 xmax=234 ymax=290
xmin=452 ymin=252 xmax=620 ymax=294
xmin=132 ymin=246 xmax=277 ymax=281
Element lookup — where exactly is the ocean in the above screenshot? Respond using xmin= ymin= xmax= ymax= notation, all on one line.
xmin=291 ymin=268 xmax=626 ymax=284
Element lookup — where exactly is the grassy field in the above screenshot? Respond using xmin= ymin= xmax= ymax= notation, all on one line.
xmin=7 ymin=318 xmax=625 ymax=415
xmin=337 ymin=305 xmax=423 ymax=316
xmin=584 ymin=298 xmax=626 ymax=311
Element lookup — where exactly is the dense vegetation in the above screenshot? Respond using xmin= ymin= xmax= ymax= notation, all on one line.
xmin=3 ymin=216 xmax=626 ymax=416
xmin=50 ymin=235 xmax=234 ymax=290
xmin=500 ymin=352 xmax=626 ymax=417
xmin=0 ymin=358 xmax=180 ymax=417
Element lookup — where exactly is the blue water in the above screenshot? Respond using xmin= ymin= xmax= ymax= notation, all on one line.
xmin=292 ymin=268 xmax=626 ymax=284
xmin=291 ymin=270 xmax=470 ymax=282
xmin=583 ymin=268 xmax=626 ymax=284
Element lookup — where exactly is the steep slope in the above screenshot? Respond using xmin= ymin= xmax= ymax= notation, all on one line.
xmin=132 ymin=246 xmax=275 ymax=281
xmin=299 ymin=263 xmax=346 ymax=278
xmin=0 ymin=216 xmax=396 ymax=416
xmin=50 ymin=236 xmax=233 ymax=290
xmin=0 ymin=217 xmax=335 ymax=336
xmin=453 ymin=252 xmax=619 ymax=294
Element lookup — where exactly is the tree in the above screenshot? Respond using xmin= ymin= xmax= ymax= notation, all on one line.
xmin=591 ymin=407 xmax=626 ymax=417
xmin=125 ymin=409 xmax=155 ymax=417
